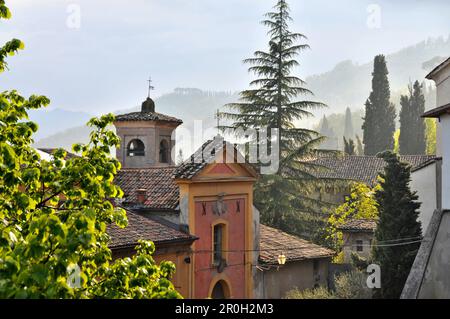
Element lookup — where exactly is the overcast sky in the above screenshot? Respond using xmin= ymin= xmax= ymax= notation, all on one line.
xmin=1 ymin=0 xmax=449 ymax=114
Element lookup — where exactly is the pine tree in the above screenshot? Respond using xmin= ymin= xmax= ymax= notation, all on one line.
xmin=399 ymin=81 xmax=426 ymax=154
xmin=343 ymin=107 xmax=354 ymax=139
xmin=373 ymin=151 xmax=422 ymax=299
xmin=362 ymin=55 xmax=396 ymax=155
xmin=221 ymin=0 xmax=328 ymax=236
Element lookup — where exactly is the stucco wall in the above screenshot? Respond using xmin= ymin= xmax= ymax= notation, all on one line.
xmin=433 ymin=63 xmax=450 ymax=157
xmin=441 ymin=115 xmax=450 ymax=209
xmin=111 ymin=243 xmax=192 ymax=298
xmin=261 ymin=258 xmax=330 ymax=299
xmin=410 ymin=162 xmax=438 ymax=232
xmin=114 ymin=121 xmax=177 ymax=168
xmin=418 ymin=211 xmax=450 ymax=298
xmin=342 ymin=232 xmax=373 ymax=263
xmin=434 ymin=63 xmax=450 ymax=108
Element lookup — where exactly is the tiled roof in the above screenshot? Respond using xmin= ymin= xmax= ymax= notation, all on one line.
xmin=337 ymin=219 xmax=377 ymax=233
xmin=174 ymin=137 xmax=242 ymax=180
xmin=259 ymin=225 xmax=334 ymax=265
xmin=309 ymin=155 xmax=437 ymax=186
xmin=115 ymin=111 xmax=182 ymax=123
xmin=108 ymin=210 xmax=195 ymax=249
xmin=115 ymin=167 xmax=179 ymax=210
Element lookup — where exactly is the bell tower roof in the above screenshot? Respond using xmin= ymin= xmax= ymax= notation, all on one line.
xmin=141 ymin=97 xmax=155 ymax=113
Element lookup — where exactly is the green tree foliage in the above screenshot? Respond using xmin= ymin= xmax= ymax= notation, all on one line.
xmin=326 ymin=183 xmax=378 ymax=252
xmin=0 ymin=2 xmax=180 ymax=299
xmin=343 ymin=137 xmax=356 ymax=155
xmin=355 ymin=135 xmax=363 ymax=155
xmin=220 ymin=0 xmax=330 ymax=236
xmin=425 ymin=118 xmax=436 ymax=155
xmin=285 ymin=271 xmax=372 ymax=299
xmin=399 ymin=81 xmax=426 ymax=154
xmin=343 ymin=107 xmax=354 ymax=139
xmin=362 ymin=55 xmax=396 ymax=155
xmin=372 ymin=151 xmax=422 ymax=299
xmin=393 ymin=129 xmax=400 ymax=154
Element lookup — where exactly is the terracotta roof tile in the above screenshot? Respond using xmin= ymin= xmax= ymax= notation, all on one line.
xmin=174 ymin=137 xmax=226 ymax=179
xmin=309 ymin=155 xmax=436 ymax=186
xmin=338 ymin=218 xmax=377 ymax=232
xmin=115 ymin=167 xmax=179 ymax=210
xmin=259 ymin=225 xmax=334 ymax=265
xmin=115 ymin=111 xmax=182 ymax=123
xmin=108 ymin=210 xmax=195 ymax=249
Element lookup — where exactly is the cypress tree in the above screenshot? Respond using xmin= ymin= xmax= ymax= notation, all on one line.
xmin=320 ymin=115 xmax=337 ymax=150
xmin=221 ymin=0 xmax=328 ymax=236
xmin=362 ymin=55 xmax=396 ymax=155
xmin=343 ymin=107 xmax=354 ymax=139
xmin=343 ymin=137 xmax=356 ymax=155
xmin=355 ymin=135 xmax=364 ymax=155
xmin=399 ymin=81 xmax=426 ymax=154
xmin=373 ymin=151 xmax=422 ymax=299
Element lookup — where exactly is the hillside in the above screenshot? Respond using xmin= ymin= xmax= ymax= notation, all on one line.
xmin=33 ymin=88 xmax=239 ymax=151
xmin=33 ymin=36 xmax=449 ymax=151
xmin=306 ymin=36 xmax=449 ymax=116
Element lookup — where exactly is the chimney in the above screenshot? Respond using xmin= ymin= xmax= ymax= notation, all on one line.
xmin=136 ymin=189 xmax=147 ymax=205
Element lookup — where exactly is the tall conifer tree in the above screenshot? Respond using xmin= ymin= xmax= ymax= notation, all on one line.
xmin=399 ymin=81 xmax=426 ymax=154
xmin=362 ymin=55 xmax=396 ymax=155
xmin=221 ymin=0 xmax=329 ymax=236
xmin=344 ymin=107 xmax=354 ymax=139
xmin=373 ymin=152 xmax=422 ymax=299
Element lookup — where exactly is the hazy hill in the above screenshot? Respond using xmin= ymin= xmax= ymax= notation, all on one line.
xmin=33 ymin=88 xmax=239 ymax=150
xmin=306 ymin=36 xmax=449 ymax=116
xmin=33 ymin=36 xmax=449 ymax=151
xmin=29 ymin=108 xmax=92 ymax=141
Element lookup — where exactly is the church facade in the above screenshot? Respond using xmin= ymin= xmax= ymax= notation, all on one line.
xmin=108 ymin=96 xmax=334 ymax=299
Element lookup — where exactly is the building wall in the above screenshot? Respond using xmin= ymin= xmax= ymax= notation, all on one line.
xmin=433 ymin=63 xmax=450 ymax=157
xmin=176 ymin=162 xmax=256 ymax=299
xmin=114 ymin=121 xmax=178 ymax=168
xmin=410 ymin=162 xmax=439 ymax=232
xmin=418 ymin=211 xmax=450 ymax=298
xmin=111 ymin=243 xmax=192 ymax=298
xmin=341 ymin=232 xmax=373 ymax=263
xmin=441 ymin=115 xmax=450 ymax=209
xmin=433 ymin=63 xmax=450 ymax=108
xmin=261 ymin=258 xmax=330 ymax=299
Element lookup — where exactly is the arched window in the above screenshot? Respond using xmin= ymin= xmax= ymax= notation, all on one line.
xmin=127 ymin=139 xmax=145 ymax=157
xmin=159 ymin=139 xmax=169 ymax=163
xmin=211 ymin=280 xmax=230 ymax=299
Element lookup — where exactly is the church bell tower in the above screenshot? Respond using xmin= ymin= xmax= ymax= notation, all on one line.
xmin=113 ymin=81 xmax=182 ymax=168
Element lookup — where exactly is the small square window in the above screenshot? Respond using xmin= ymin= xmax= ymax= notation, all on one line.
xmin=356 ymin=240 xmax=364 ymax=252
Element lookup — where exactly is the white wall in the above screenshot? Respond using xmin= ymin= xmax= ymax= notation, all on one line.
xmin=434 ymin=64 xmax=450 ymax=108
xmin=441 ymin=114 xmax=450 ymax=209
xmin=433 ymin=62 xmax=450 ymax=157
xmin=411 ymin=163 xmax=438 ymax=232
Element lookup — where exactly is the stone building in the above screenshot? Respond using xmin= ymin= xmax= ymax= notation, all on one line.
xmin=309 ymin=154 xmax=439 ymax=233
xmin=106 ymin=95 xmax=334 ymax=299
xmin=337 ymin=219 xmax=377 ymax=263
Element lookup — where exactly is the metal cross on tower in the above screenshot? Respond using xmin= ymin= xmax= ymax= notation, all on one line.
xmin=147 ymin=77 xmax=155 ymax=98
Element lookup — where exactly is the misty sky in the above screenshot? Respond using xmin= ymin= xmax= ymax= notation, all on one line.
xmin=1 ymin=0 xmax=449 ymax=114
